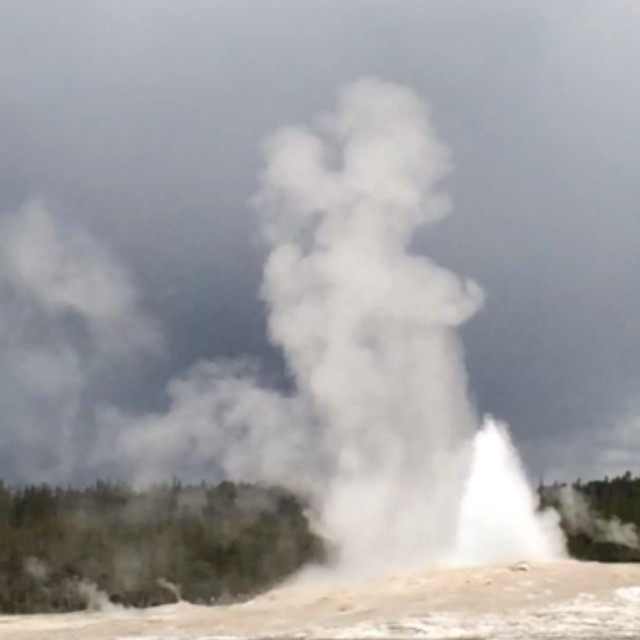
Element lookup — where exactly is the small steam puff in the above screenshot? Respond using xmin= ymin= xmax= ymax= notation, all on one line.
xmin=556 ymin=485 xmax=639 ymax=548
xmin=112 ymin=78 xmax=565 ymax=576
xmin=23 ymin=557 xmax=121 ymax=612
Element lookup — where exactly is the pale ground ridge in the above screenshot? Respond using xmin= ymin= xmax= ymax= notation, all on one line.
xmin=1 ymin=561 xmax=640 ymax=639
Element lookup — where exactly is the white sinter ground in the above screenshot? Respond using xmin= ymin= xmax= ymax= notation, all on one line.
xmin=2 ymin=561 xmax=640 ymax=639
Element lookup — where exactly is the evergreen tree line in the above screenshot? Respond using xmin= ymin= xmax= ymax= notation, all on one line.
xmin=540 ymin=472 xmax=640 ymax=563
xmin=0 ymin=480 xmax=324 ymax=613
xmin=0 ymin=474 xmax=638 ymax=614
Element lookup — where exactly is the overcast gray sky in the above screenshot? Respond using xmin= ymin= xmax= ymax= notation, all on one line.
xmin=1 ymin=0 xmax=640 ymax=483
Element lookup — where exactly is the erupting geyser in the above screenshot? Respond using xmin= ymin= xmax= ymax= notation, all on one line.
xmin=117 ymin=77 xmax=566 ymax=578
xmin=257 ymin=77 xmax=565 ymax=574
xmin=454 ymin=417 xmax=565 ymax=565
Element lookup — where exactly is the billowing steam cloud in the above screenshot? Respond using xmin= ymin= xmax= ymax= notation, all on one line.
xmin=0 ymin=201 xmax=161 ymax=481
xmin=108 ymin=78 xmax=565 ymax=575
xmin=258 ymin=78 xmax=483 ymax=573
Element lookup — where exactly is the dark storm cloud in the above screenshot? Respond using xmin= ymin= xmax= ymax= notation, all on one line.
xmin=1 ymin=0 xmax=639 ymax=481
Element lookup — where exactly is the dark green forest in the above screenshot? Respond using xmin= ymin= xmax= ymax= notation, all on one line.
xmin=0 ymin=474 xmax=638 ymax=614
xmin=540 ymin=473 xmax=640 ymax=563
xmin=0 ymin=480 xmax=324 ymax=613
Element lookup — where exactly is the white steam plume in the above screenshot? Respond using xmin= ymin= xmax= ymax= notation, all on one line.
xmin=258 ymin=78 xmax=483 ymax=574
xmin=556 ymin=485 xmax=639 ymax=549
xmin=110 ymin=78 xmax=564 ymax=575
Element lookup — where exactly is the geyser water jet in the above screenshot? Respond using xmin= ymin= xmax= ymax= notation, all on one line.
xmin=454 ymin=417 xmax=565 ymax=565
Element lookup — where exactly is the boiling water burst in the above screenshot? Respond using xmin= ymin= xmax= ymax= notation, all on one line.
xmin=454 ymin=417 xmax=565 ymax=565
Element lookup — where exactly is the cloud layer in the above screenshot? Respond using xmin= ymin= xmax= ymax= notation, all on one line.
xmin=1 ymin=1 xmax=640 ymax=482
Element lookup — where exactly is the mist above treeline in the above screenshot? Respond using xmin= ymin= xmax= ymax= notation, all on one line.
xmin=0 ymin=474 xmax=637 ymax=614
